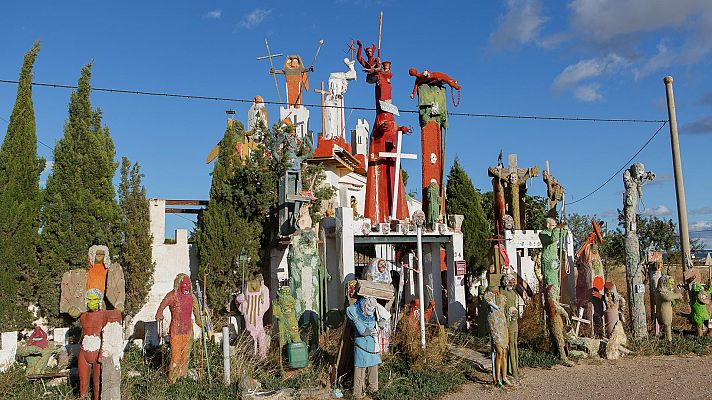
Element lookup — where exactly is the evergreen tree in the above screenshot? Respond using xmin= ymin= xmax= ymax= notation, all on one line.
xmin=0 ymin=41 xmax=43 ymax=328
xmin=119 ymin=157 xmax=154 ymax=316
xmin=195 ymin=121 xmax=265 ymax=312
xmin=446 ymin=158 xmax=490 ymax=272
xmin=38 ymin=64 xmax=121 ymax=320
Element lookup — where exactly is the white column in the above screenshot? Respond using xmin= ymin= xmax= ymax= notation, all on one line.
xmin=425 ymin=243 xmax=443 ymax=322
xmin=446 ymin=233 xmax=467 ymax=329
xmin=336 ymin=207 xmax=356 ymax=284
xmin=149 ymin=199 xmax=165 ymax=246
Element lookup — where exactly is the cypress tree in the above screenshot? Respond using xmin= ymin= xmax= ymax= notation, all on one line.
xmin=446 ymin=158 xmax=490 ymax=272
xmin=0 ymin=41 xmax=43 ymax=328
xmin=38 ymin=64 xmax=121 ymax=320
xmin=119 ymin=157 xmax=154 ymax=316
xmin=195 ymin=121 xmax=263 ymax=311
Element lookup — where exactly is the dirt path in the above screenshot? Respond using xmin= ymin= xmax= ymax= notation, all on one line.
xmin=446 ymin=355 xmax=712 ymax=400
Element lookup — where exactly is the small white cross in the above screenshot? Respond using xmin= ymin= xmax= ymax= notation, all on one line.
xmin=379 ymin=130 xmax=417 ymax=221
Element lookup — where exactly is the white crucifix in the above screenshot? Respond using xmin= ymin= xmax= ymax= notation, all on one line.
xmin=379 ymin=130 xmax=417 ymax=221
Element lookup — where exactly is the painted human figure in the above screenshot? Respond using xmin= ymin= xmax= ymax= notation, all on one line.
xmin=542 ymin=170 xmax=564 ymax=214
xmin=407 ymin=298 xmax=435 ymax=322
xmin=61 ymin=245 xmax=125 ymax=318
xmin=426 ymin=180 xmax=441 ymax=230
xmin=356 ymin=40 xmax=381 ymax=84
xmin=357 ymin=37 xmax=409 ymax=224
xmin=603 ymin=282 xmax=626 ymax=337
xmin=544 ymin=285 xmax=572 ymax=366
xmin=273 ymin=55 xmax=311 ymax=108
xmin=408 ymin=68 xmax=460 ymax=99
xmin=539 ymin=218 xmax=568 ymax=290
xmin=484 ymin=287 xmax=509 ymax=387
xmin=273 ymin=286 xmax=302 ymax=349
xmin=575 ymin=220 xmax=604 ymax=311
xmin=78 ymin=289 xmax=122 ymax=400
xmin=155 ymin=274 xmax=202 ymax=383
xmin=689 ymin=282 xmax=712 ymax=337
xmin=247 ymin=95 xmax=269 ymax=141
xmin=236 ymin=275 xmax=271 ymax=359
xmin=346 ymin=297 xmax=385 ymax=399
xmin=273 ymin=129 xmax=315 ymax=236
xmin=500 ymin=274 xmax=519 ymax=379
xmin=655 ymin=275 xmax=681 ymax=342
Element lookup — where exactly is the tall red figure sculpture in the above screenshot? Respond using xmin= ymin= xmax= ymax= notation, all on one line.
xmin=409 ymin=68 xmax=460 ymax=227
xmin=357 ymin=39 xmax=409 ymax=224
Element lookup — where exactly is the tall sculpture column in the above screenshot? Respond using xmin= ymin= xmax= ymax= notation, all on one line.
xmin=409 ymin=68 xmax=460 ymax=227
xmin=623 ymin=163 xmax=655 ymax=339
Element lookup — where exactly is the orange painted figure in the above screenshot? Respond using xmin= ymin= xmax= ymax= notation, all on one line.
xmin=408 ymin=69 xmax=460 ymax=99
xmin=407 ymin=298 xmax=435 ymax=322
xmin=357 ymin=39 xmax=410 ymax=223
xmin=155 ymin=274 xmax=202 ymax=383
xmin=86 ymin=246 xmax=110 ymax=295
xmin=273 ymin=55 xmax=311 ymax=108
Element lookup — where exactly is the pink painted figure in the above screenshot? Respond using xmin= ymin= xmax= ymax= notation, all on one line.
xmin=236 ymin=275 xmax=271 ymax=359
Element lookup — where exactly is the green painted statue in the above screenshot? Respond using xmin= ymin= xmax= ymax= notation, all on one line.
xmin=273 ymin=286 xmax=302 ymax=348
xmin=539 ymin=218 xmax=568 ymax=290
xmin=426 ymin=180 xmax=441 ymax=230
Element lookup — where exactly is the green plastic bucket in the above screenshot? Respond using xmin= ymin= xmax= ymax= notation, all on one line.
xmin=287 ymin=342 xmax=308 ymax=369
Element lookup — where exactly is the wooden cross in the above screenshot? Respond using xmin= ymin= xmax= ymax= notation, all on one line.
xmin=487 ymin=153 xmax=539 ymax=229
xmin=571 ymin=307 xmax=591 ymax=336
xmin=345 ymin=40 xmax=356 ymax=61
xmin=313 ymin=81 xmax=331 ymax=139
xmin=256 ymin=38 xmax=284 ymax=105
xmin=379 ymin=130 xmax=417 ymax=221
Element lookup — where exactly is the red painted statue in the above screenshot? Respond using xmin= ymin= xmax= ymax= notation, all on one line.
xmin=408 ymin=69 xmax=460 ymax=99
xmin=155 ymin=274 xmax=202 ymax=384
xmin=357 ymin=39 xmax=409 ymax=224
xmin=78 ymin=289 xmax=122 ymax=400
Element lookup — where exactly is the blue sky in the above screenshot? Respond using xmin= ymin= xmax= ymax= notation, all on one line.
xmin=1 ymin=1 xmax=711 ymax=246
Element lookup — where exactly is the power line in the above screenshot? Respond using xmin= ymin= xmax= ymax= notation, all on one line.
xmin=0 ymin=79 xmax=667 ymax=124
xmin=0 ymin=115 xmax=55 ymax=155
xmin=568 ymin=121 xmax=668 ymax=206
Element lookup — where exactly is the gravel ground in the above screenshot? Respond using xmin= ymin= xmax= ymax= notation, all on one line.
xmin=446 ymin=355 xmax=712 ymax=400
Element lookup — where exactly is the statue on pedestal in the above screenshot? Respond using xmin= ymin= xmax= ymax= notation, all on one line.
xmin=273 ymin=128 xmax=315 ymax=237
xmin=539 ymin=218 xmax=568 ymax=291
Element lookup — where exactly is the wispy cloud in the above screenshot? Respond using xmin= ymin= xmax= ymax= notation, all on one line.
xmin=552 ymin=53 xmax=628 ymax=101
xmin=489 ymin=0 xmax=548 ymax=50
xmin=239 ymin=9 xmax=271 ymax=29
xmin=646 ymin=173 xmax=673 ymax=187
xmin=691 ymin=207 xmax=712 ymax=215
xmin=683 ymin=116 xmax=712 ymax=135
xmin=690 ymin=220 xmax=712 ymax=232
xmin=642 ymin=204 xmax=672 ymax=217
xmin=203 ymin=9 xmax=222 ymax=19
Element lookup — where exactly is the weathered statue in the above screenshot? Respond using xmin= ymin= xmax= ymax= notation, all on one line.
xmin=655 ymin=275 xmax=682 ymax=342
xmin=488 ymin=153 xmax=539 ymax=230
xmin=350 ymin=196 xmax=359 ymax=219
xmin=78 ymin=289 xmax=122 ymax=400
xmin=16 ymin=325 xmax=65 ymax=376
xmin=426 ymin=180 xmax=441 ymax=230
xmin=575 ymin=219 xmax=604 ymax=312
xmin=273 ymin=287 xmax=302 ymax=349
xmin=542 ymin=169 xmax=564 ymax=216
xmin=409 ymin=68 xmax=460 ymax=99
xmin=236 ymin=274 xmax=271 ymax=359
xmin=273 ymin=128 xmax=315 ymax=237
xmin=539 ymin=218 xmax=568 ymax=291
xmin=247 ymin=95 xmax=269 ymax=141
xmin=356 ymin=40 xmax=381 ymax=83
xmin=155 ymin=274 xmax=202 ymax=383
xmin=346 ymin=297 xmax=385 ymax=399
xmin=500 ymin=274 xmax=519 ymax=379
xmin=484 ymin=287 xmax=509 ymax=387
xmin=603 ymin=282 xmax=626 ymax=337
xmin=689 ymin=282 xmax=712 ymax=337
xmin=545 ymin=285 xmax=572 ymax=366
xmin=623 ymin=162 xmax=654 ymax=339
xmin=288 ymin=230 xmax=322 ymax=351
xmin=407 ymin=298 xmax=435 ymax=322
xmin=61 ymin=245 xmax=125 ymax=318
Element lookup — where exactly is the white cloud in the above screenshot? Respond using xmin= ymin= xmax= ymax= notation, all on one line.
xmin=642 ymin=204 xmax=672 ymax=217
xmin=691 ymin=207 xmax=712 ymax=216
xmin=690 ymin=220 xmax=712 ymax=232
xmin=239 ymin=9 xmax=271 ymax=29
xmin=204 ymin=9 xmax=222 ymax=19
xmin=538 ymin=32 xmax=571 ymax=50
xmin=573 ymin=83 xmax=602 ymax=102
xmin=568 ymin=0 xmax=709 ymax=44
xmin=553 ymin=54 xmax=628 ymax=90
xmin=633 ymin=42 xmax=673 ymax=79
xmin=489 ymin=0 xmax=548 ymax=50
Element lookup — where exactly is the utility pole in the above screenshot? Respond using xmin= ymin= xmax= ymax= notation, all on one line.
xmin=664 ymin=76 xmax=692 ymax=273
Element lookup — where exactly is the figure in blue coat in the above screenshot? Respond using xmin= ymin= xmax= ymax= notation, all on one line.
xmin=346 ymin=297 xmax=383 ymax=399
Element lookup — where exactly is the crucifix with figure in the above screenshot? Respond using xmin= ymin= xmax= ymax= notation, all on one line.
xmin=488 ymin=153 xmax=539 ymax=230
xmin=379 ymin=130 xmax=417 ymax=221
xmin=314 ymin=81 xmax=331 ymax=137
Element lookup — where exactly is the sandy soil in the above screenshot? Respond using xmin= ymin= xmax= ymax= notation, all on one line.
xmin=446 ymin=355 xmax=712 ymax=400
